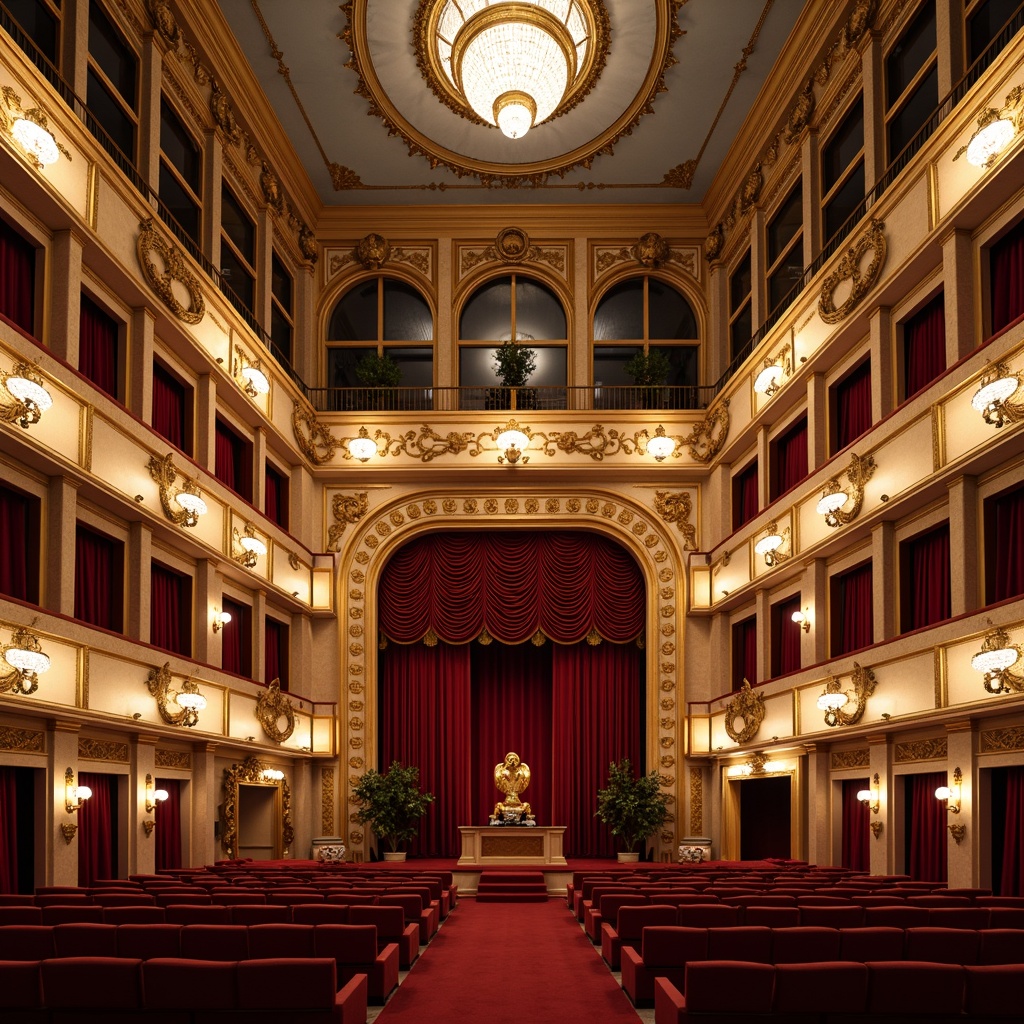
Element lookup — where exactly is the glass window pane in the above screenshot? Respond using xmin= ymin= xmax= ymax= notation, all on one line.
xmin=824 ymin=161 xmax=865 ymax=244
xmin=730 ymin=301 xmax=752 ymax=362
xmin=460 ymin=278 xmax=512 ymax=339
xmin=594 ymin=280 xmax=643 ymax=340
xmin=514 ymin=278 xmax=566 ymax=339
xmin=220 ymin=186 xmax=254 ymax=265
xmin=459 ymin=345 xmax=564 ymax=386
xmin=654 ymin=345 xmax=698 ymax=388
xmin=270 ymin=306 xmax=291 ymax=364
xmin=383 ymin=280 xmax=432 ymax=341
xmin=271 ymin=253 xmax=292 ymax=309
xmin=159 ymin=163 xmax=199 ymax=245
xmin=769 ymin=249 xmax=804 ymax=313
xmin=89 ymin=2 xmax=136 ymax=106
xmin=730 ymin=252 xmax=751 ymax=312
xmin=387 ymin=347 xmax=433 ymax=387
xmin=219 ymin=246 xmax=254 ymax=311
xmin=968 ymin=0 xmax=1024 ymax=65
xmin=160 ymin=100 xmax=200 ymax=193
xmin=887 ymin=63 xmax=938 ymax=159
xmin=4 ymin=0 xmax=59 ymax=65
xmin=768 ymin=184 xmax=802 ymax=265
xmin=886 ymin=0 xmax=936 ymax=105
xmin=648 ymin=280 xmax=697 ymax=339
xmin=593 ymin=346 xmax=641 ymax=386
xmin=329 ymin=281 xmax=378 ymax=340
xmin=328 ymin=346 xmax=375 ymax=388
xmin=823 ymin=98 xmax=863 ymax=193
xmin=87 ymin=68 xmax=135 ymax=160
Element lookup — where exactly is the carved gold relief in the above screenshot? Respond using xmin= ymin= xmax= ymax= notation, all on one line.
xmin=78 ymin=738 xmax=129 ymax=762
xmin=818 ymin=220 xmax=887 ymax=324
xmin=155 ymin=749 xmax=192 ymax=770
xmin=292 ymin=401 xmax=340 ymax=465
xmin=723 ymin=680 xmax=765 ymax=744
xmin=255 ymin=679 xmax=296 ymax=744
xmin=0 ymin=726 xmax=44 ymax=752
xmin=321 ymin=767 xmax=335 ymax=835
xmin=830 ymin=749 xmax=870 ymax=770
xmin=221 ymin=755 xmax=293 ymax=858
xmin=981 ymin=727 xmax=1024 ymax=752
xmin=894 ymin=738 xmax=948 ymax=762
xmin=595 ymin=235 xmax=696 ymax=276
xmin=653 ymin=491 xmax=697 ymax=550
xmin=689 ymin=767 xmax=703 ymax=834
xmin=328 ymin=492 xmax=370 ymax=551
xmin=136 ymin=219 xmax=205 ymax=324
xmin=356 ymin=232 xmax=390 ymax=268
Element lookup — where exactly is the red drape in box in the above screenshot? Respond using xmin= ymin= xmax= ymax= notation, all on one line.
xmin=904 ymin=293 xmax=945 ymax=398
xmin=0 ymin=767 xmax=16 ymax=894
xmin=841 ymin=778 xmax=870 ymax=871
xmin=151 ymin=563 xmax=190 ymax=657
xmin=907 ymin=771 xmax=947 ymax=883
xmin=215 ymin=420 xmax=239 ymax=492
xmin=732 ymin=616 xmax=758 ymax=690
xmin=79 ymin=294 xmax=118 ymax=398
xmin=733 ymin=462 xmax=759 ymax=530
xmin=991 ymin=219 xmax=1024 ymax=335
xmin=0 ymin=217 xmax=35 ymax=334
xmin=774 ymin=419 xmax=808 ymax=498
xmin=834 ymin=563 xmax=873 ymax=655
xmin=74 ymin=525 xmax=122 ymax=631
xmin=988 ymin=485 xmax=1024 ymax=602
xmin=772 ymin=595 xmax=802 ymax=677
xmin=265 ymin=464 xmax=287 ymax=529
xmin=220 ymin=597 xmax=249 ymax=677
xmin=0 ymin=484 xmax=33 ymax=602
xmin=152 ymin=364 xmax=186 ymax=451
xmin=78 ymin=772 xmax=114 ymax=887
xmin=1000 ymin=766 xmax=1024 ymax=897
xmin=265 ymin=617 xmax=287 ymax=690
xmin=904 ymin=525 xmax=950 ymax=631
xmin=155 ymin=778 xmax=182 ymax=871
xmin=836 ymin=360 xmax=872 ymax=450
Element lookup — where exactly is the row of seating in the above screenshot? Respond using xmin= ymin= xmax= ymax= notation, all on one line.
xmin=0 ymin=955 xmax=367 ymax=1024
xmin=652 ymin=960 xmax=1024 ymax=1023
xmin=619 ymin=925 xmax=1024 ymax=1006
xmin=0 ymin=922 xmax=401 ymax=1001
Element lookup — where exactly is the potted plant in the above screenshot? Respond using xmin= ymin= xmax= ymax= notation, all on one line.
xmin=355 ymin=350 xmax=402 ymax=410
xmin=489 ymin=336 xmax=537 ymax=410
xmin=595 ymin=758 xmax=670 ymax=862
xmin=624 ymin=347 xmax=672 ymax=409
xmin=351 ymin=760 xmax=435 ymax=861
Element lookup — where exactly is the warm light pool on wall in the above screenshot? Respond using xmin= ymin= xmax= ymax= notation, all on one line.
xmin=212 ymin=608 xmax=232 ymax=633
xmin=972 ymin=626 xmax=1024 ymax=695
xmin=754 ymin=362 xmax=784 ymax=397
xmin=791 ymin=608 xmax=811 ymax=633
xmin=971 ymin=362 xmax=1023 ymax=428
xmin=935 ymin=766 xmax=962 ymax=814
xmin=145 ymin=773 xmax=169 ymax=813
xmin=857 ymin=773 xmax=880 ymax=814
xmin=0 ymin=622 xmax=50 ymax=695
xmin=954 ymin=85 xmax=1022 ymax=169
xmin=1 ymin=362 xmax=53 ymax=429
xmin=495 ymin=420 xmax=531 ymax=464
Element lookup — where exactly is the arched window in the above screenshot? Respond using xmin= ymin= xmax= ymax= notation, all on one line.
xmin=326 ymin=277 xmax=433 ymax=410
xmin=459 ymin=275 xmax=567 ymax=409
xmin=592 ymin=276 xmax=699 ymax=408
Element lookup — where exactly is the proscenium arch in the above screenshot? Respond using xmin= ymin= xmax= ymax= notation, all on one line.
xmin=333 ymin=487 xmax=688 ymax=860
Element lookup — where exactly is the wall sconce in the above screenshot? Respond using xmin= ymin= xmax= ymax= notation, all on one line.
xmin=948 ymin=823 xmax=967 ymax=845
xmin=233 ymin=347 xmax=270 ymax=398
xmin=64 ymin=766 xmax=92 ymax=816
xmin=791 ymin=608 xmax=811 ymax=633
xmin=755 ymin=522 xmax=790 ymax=567
xmin=971 ymin=363 xmax=1022 ymax=428
xmin=144 ymin=773 xmax=169 ymax=813
xmin=145 ymin=663 xmax=207 ymax=728
xmin=0 ymin=622 xmax=51 ymax=695
xmin=212 ymin=608 xmax=232 ymax=633
xmin=971 ymin=627 xmax=1024 ymax=695
xmin=645 ymin=425 xmax=676 ymax=462
xmin=954 ymin=86 xmax=1022 ymax=168
xmin=816 ymin=453 xmax=876 ymax=528
xmin=753 ymin=359 xmax=787 ymax=398
xmin=142 ymin=820 xmax=156 ymax=838
xmin=857 ymin=772 xmax=881 ymax=814
xmin=147 ymin=453 xmax=208 ymax=528
xmin=869 ymin=820 xmax=883 ymax=840
xmin=1 ymin=362 xmax=53 ymax=429
xmin=935 ymin=766 xmax=962 ymax=814
xmin=345 ymin=427 xmax=378 ymax=462
xmin=261 ymin=768 xmax=285 ymax=782
xmin=2 ymin=87 xmax=69 ymax=169
xmin=816 ymin=662 xmax=877 ymax=728
xmin=232 ymin=523 xmax=268 ymax=568
xmin=494 ymin=420 xmax=531 ymax=464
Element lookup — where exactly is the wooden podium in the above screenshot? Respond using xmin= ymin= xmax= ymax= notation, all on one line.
xmin=457 ymin=825 xmax=567 ymax=866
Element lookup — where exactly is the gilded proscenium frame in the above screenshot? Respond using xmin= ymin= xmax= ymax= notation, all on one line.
xmin=220 ymin=754 xmax=294 ymax=859
xmin=336 ymin=489 xmax=685 ymax=861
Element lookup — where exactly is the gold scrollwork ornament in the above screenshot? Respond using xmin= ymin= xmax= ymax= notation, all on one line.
xmin=136 ymin=219 xmax=205 ymax=324
xmin=724 ymin=680 xmax=766 ymax=744
xmin=818 ymin=219 xmax=887 ymax=324
xmin=255 ymin=679 xmax=296 ymax=743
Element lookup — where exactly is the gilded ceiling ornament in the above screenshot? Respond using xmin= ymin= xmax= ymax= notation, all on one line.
xmin=704 ymin=224 xmax=724 ymax=263
xmin=740 ymin=163 xmax=763 ymax=212
xmin=292 ymin=401 xmax=340 ymax=465
xmin=356 ymin=232 xmax=391 ymax=269
xmin=136 ymin=219 xmax=205 ymax=324
xmin=653 ymin=492 xmax=697 ymax=550
xmin=255 ymin=679 xmax=296 ymax=743
xmin=328 ymin=492 xmax=369 ymax=551
xmin=818 ymin=219 xmax=887 ymax=323
xmin=683 ymin=400 xmax=730 ymax=462
xmin=210 ymin=80 xmax=241 ymax=145
xmin=724 ymin=680 xmax=765 ymax=744
xmin=298 ymin=226 xmax=318 ymax=263
xmin=146 ymin=0 xmax=181 ymax=46
xmin=661 ymin=160 xmax=696 ymax=189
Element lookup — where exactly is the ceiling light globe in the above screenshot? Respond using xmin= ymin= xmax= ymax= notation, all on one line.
xmin=754 ymin=534 xmax=783 ymax=556
xmin=347 ymin=436 xmax=378 ymax=461
xmin=971 ymin=375 xmax=1018 ymax=412
xmin=966 ymin=117 xmax=1015 ymax=167
xmin=496 ymin=97 xmax=535 ymax=139
xmin=816 ymin=691 xmax=849 ymax=712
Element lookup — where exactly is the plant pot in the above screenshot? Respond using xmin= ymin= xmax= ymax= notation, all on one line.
xmin=382 ymin=851 xmax=407 ymax=862
xmin=616 ymin=851 xmax=640 ymax=863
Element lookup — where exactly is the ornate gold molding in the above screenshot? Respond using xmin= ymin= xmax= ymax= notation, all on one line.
xmin=723 ymin=680 xmax=765 ymax=744
xmin=0 ymin=361 xmax=51 ymax=431
xmin=136 ymin=219 xmax=205 ymax=324
xmin=292 ymin=401 xmax=340 ymax=465
xmin=689 ymin=767 xmax=703 ymax=834
xmin=980 ymin=726 xmax=1024 ymax=752
xmin=894 ymin=737 xmax=947 ymax=762
xmin=78 ymin=738 xmax=129 ymax=762
xmin=461 ymin=228 xmax=567 ymax=275
xmin=155 ymin=748 xmax=192 ymax=770
xmin=321 ymin=767 xmax=336 ymax=835
xmin=0 ymin=726 xmax=44 ymax=752
xmin=653 ymin=492 xmax=697 ymax=551
xmin=221 ymin=755 xmax=293 ymax=858
xmin=818 ymin=662 xmax=877 ymax=728
xmin=818 ymin=219 xmax=887 ymax=324
xmin=830 ymin=748 xmax=870 ymax=770
xmin=817 ymin=452 xmax=876 ymax=529
xmin=685 ymin=401 xmax=730 ymax=463
xmin=255 ymin=679 xmax=296 ymax=744
xmin=146 ymin=453 xmax=207 ymax=528
xmin=595 ymin=235 xmax=697 ymax=276
xmin=145 ymin=663 xmax=203 ymax=729
xmin=329 ymin=492 xmax=370 ymax=551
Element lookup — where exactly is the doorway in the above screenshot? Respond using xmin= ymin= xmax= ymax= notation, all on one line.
xmin=237 ymin=783 xmax=280 ymax=860
xmin=739 ymin=776 xmax=792 ymax=860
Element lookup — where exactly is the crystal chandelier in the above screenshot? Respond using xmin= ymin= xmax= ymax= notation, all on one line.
xmin=423 ymin=0 xmax=606 ymax=139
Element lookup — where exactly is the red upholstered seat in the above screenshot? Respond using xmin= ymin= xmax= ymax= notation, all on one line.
xmin=978 ymin=928 xmax=1024 ymax=965
xmin=207 ymin=891 xmax=266 ymax=905
xmin=234 ymin=958 xmax=368 ymax=1024
xmin=864 ymin=905 xmax=930 ymax=928
xmin=292 ymin=904 xmax=351 ymax=925
xmin=798 ymin=904 xmax=866 ymax=927
xmin=0 ymin=894 xmax=35 ymax=905
xmin=142 ymin=957 xmax=238 ymax=1009
xmin=682 ymin=960 xmax=775 ymax=1019
xmin=721 ymin=893 xmax=796 ymax=906
xmin=267 ymin=892 xmax=326 ymax=905
xmin=41 ymin=955 xmax=143 ymax=1008
xmin=795 ymin=894 xmax=855 ymax=906
xmin=865 ymin=960 xmax=966 ymax=1017
xmin=601 ymin=903 xmax=677 ymax=969
xmin=585 ymin=892 xmax=647 ymax=943
xmin=247 ymin=922 xmax=317 ymax=958
xmin=838 ymin=925 xmax=906 ymax=962
xmin=964 ymin=963 xmax=1024 ymax=1019
xmin=229 ymin=904 xmax=292 ymax=924
xmin=179 ymin=924 xmax=249 ymax=961
xmin=675 ymin=903 xmax=739 ymax=927
xmin=927 ymin=907 xmax=991 ymax=929
xmin=102 ymin=905 xmax=166 ymax=924
xmin=155 ymin=892 xmax=214 ymax=907
xmin=325 ymin=893 xmax=378 ymax=906
xmin=379 ymin=892 xmax=438 ymax=940
xmin=773 ymin=960 xmax=869 ymax=1015
xmin=313 ymin=923 xmax=399 ymax=1004
xmin=116 ymin=923 xmax=183 ymax=959
xmin=40 ymin=905 xmax=105 ymax=924
xmin=0 ymin=926 xmax=54 ymax=962
xmin=621 ymin=925 xmax=707 ymax=1007
xmin=34 ymin=893 xmax=91 ymax=907
xmin=905 ymin=926 xmax=980 ymax=964
xmin=771 ymin=925 xmax=841 ymax=963
xmin=349 ymin=904 xmax=419 ymax=967
xmin=743 ymin=905 xmax=800 ymax=927
xmin=906 ymin=894 xmax=972 ymax=907
xmin=0 ymin=959 xmax=45 ymax=1020
xmin=706 ymin=925 xmax=772 ymax=963
xmin=52 ymin=922 xmax=118 ymax=958
xmin=91 ymin=893 xmax=155 ymax=907
xmin=0 ymin=907 xmax=43 ymax=925
xmin=164 ymin=904 xmax=230 ymax=925
xmin=987 ymin=907 xmax=1024 ymax=928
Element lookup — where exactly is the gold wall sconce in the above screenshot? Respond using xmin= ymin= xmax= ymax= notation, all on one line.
xmin=753 ymin=349 xmax=792 ymax=398
xmin=1 ymin=362 xmax=53 ymax=429
xmin=147 ymin=453 xmax=208 ymax=528
xmin=644 ymin=425 xmax=677 ymax=462
xmin=62 ymin=766 xmax=92 ymax=842
xmin=954 ymin=85 xmax=1022 ymax=168
xmin=233 ymin=347 xmax=270 ymax=398
xmin=791 ymin=608 xmax=811 ymax=633
xmin=494 ymin=420 xmax=531 ymax=464
xmin=755 ymin=522 xmax=790 ymax=567
xmin=345 ymin=427 xmax=379 ymax=462
xmin=0 ymin=622 xmax=51 ymax=695
xmin=972 ymin=627 xmax=1024 ymax=695
xmin=971 ymin=363 xmax=1023 ymax=428
xmin=142 ymin=820 xmax=156 ymax=838
xmin=816 ymin=662 xmax=876 ymax=728
xmin=857 ymin=772 xmax=881 ymax=814
xmin=816 ymin=453 xmax=876 ymax=528
xmin=145 ymin=773 xmax=169 ymax=813
xmin=869 ymin=820 xmax=883 ymax=840
xmin=212 ymin=608 xmax=232 ymax=633
xmin=145 ymin=662 xmax=207 ymax=728
xmin=2 ymin=85 xmax=69 ymax=169
xmin=232 ymin=523 xmax=268 ymax=568
xmin=935 ymin=766 xmax=962 ymax=814
xmin=948 ymin=823 xmax=967 ymax=845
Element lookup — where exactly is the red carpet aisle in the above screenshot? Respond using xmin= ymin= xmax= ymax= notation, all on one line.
xmin=375 ymin=899 xmax=642 ymax=1023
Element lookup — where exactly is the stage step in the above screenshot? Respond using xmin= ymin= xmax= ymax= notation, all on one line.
xmin=475 ymin=870 xmax=549 ymax=903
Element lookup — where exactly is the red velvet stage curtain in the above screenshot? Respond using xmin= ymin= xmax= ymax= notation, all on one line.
xmin=991 ymin=218 xmax=1024 ymax=335
xmin=904 ymin=293 xmax=945 ymax=399
xmin=152 ymin=363 xmax=186 ymax=451
xmin=733 ymin=462 xmax=759 ymax=530
xmin=833 ymin=563 xmax=873 ymax=656
xmin=0 ymin=216 xmax=35 ymax=334
xmin=550 ymin=641 xmax=641 ymax=858
xmin=155 ymin=778 xmax=181 ymax=871
xmin=771 ymin=595 xmax=802 ymax=677
xmin=841 ymin=778 xmax=870 ymax=871
xmin=379 ymin=532 xmax=644 ymax=644
xmin=1000 ymin=766 xmax=1024 ymax=897
xmin=74 ymin=525 xmax=123 ymax=631
xmin=835 ymin=360 xmax=872 ymax=451
xmin=987 ymin=485 xmax=1024 ymax=603
xmin=773 ymin=418 xmax=808 ymax=499
xmin=382 ymin=642 xmax=473 ymax=858
xmin=907 ymin=771 xmax=947 ymax=883
xmin=220 ymin=597 xmax=249 ymax=676
xmin=151 ymin=562 xmax=190 ymax=657
xmin=265 ymin=617 xmax=288 ymax=690
xmin=902 ymin=524 xmax=950 ymax=631
xmin=731 ymin=616 xmax=757 ymax=690
xmin=79 ymin=294 xmax=118 ymax=398
xmin=78 ymin=772 xmax=114 ymax=887
xmin=0 ymin=767 xmax=16 ymax=894
xmin=0 ymin=483 xmax=37 ymax=603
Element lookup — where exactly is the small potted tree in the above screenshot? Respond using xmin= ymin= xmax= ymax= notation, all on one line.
xmin=352 ymin=761 xmax=434 ymax=861
xmin=595 ymin=758 xmax=670 ymax=862
xmin=355 ymin=350 xmax=402 ymax=410
xmin=624 ymin=347 xmax=672 ymax=409
xmin=489 ymin=336 xmax=537 ymax=410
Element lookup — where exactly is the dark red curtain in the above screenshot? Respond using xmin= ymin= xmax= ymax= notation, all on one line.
xmin=220 ymin=597 xmax=250 ymax=676
xmin=732 ymin=616 xmax=758 ymax=690
xmin=151 ymin=562 xmax=191 ymax=657
xmin=215 ymin=420 xmax=252 ymax=502
xmin=906 ymin=772 xmax=947 ymax=883
xmin=1000 ymin=767 xmax=1024 ymax=897
xmin=78 ymin=772 xmax=115 ymax=886
xmin=265 ymin=617 xmax=288 ymax=690
xmin=155 ymin=778 xmax=181 ymax=871
xmin=153 ymin=363 xmax=186 ymax=451
xmin=902 ymin=524 xmax=950 ymax=631
xmin=833 ymin=563 xmax=873 ymax=656
xmin=841 ymin=778 xmax=870 ymax=871
xmin=991 ymin=218 xmax=1024 ymax=335
xmin=835 ymin=360 xmax=872 ymax=451
xmin=0 ymin=483 xmax=38 ymax=603
xmin=265 ymin=464 xmax=288 ymax=529
xmin=773 ymin=418 xmax=808 ymax=499
xmin=771 ymin=595 xmax=802 ymax=677
xmin=79 ymin=294 xmax=118 ymax=398
xmin=0 ymin=767 xmax=16 ymax=894
xmin=986 ymin=485 xmax=1024 ymax=603
xmin=904 ymin=293 xmax=945 ymax=398
xmin=733 ymin=462 xmax=759 ymax=529
xmin=74 ymin=525 xmax=123 ymax=631
xmin=0 ymin=216 xmax=35 ymax=334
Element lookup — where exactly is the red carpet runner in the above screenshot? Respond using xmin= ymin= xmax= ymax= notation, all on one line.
xmin=375 ymin=899 xmax=642 ymax=1023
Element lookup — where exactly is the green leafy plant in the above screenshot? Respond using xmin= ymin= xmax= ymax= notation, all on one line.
xmin=624 ymin=347 xmax=672 ymax=388
xmin=595 ymin=758 xmax=670 ymax=853
xmin=493 ymin=338 xmax=537 ymax=388
xmin=355 ymin=351 xmax=402 ymax=389
xmin=351 ymin=761 xmax=435 ymax=853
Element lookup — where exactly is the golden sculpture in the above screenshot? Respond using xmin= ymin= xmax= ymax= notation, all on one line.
xmin=491 ymin=751 xmax=534 ymax=823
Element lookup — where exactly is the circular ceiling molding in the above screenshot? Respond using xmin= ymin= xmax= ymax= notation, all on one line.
xmin=345 ymin=0 xmax=684 ymax=184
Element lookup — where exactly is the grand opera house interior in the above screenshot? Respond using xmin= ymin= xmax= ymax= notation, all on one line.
xmin=2 ymin=0 xmax=1024 ymax=929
